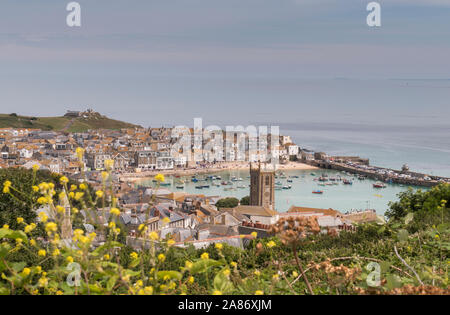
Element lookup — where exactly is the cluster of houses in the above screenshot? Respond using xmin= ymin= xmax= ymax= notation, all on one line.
xmin=1 ymin=122 xmax=369 ymax=250
xmin=0 ymin=125 xmax=301 ymax=175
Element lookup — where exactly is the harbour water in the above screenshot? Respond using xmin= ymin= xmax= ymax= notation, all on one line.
xmin=137 ymin=169 xmax=424 ymax=215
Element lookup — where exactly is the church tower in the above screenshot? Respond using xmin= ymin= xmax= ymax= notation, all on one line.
xmin=250 ymin=162 xmax=275 ymax=210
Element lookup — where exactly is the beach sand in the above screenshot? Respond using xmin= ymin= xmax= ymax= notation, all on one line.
xmin=119 ymin=161 xmax=317 ymax=182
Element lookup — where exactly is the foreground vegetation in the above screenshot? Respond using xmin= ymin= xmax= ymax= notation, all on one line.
xmin=0 ymin=159 xmax=448 ymax=295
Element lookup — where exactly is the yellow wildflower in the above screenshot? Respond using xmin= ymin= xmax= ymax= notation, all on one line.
xmin=56 ymin=205 xmax=65 ymax=214
xmin=32 ymin=186 xmax=39 ymax=193
xmin=32 ymin=164 xmax=40 ymax=172
xmin=66 ymin=256 xmax=74 ymax=263
xmin=130 ymin=252 xmax=139 ymax=260
xmin=38 ymin=277 xmax=48 ymax=287
xmin=254 ymin=270 xmax=261 ymax=276
xmin=188 ymin=276 xmax=194 ymax=284
xmin=215 ymin=243 xmax=223 ymax=250
xmin=149 ymin=231 xmax=159 ymax=240
xmin=95 ymin=190 xmax=104 ymax=198
xmin=79 ymin=183 xmax=88 ymax=190
xmin=70 ymin=184 xmax=77 ymax=191
xmin=272 ymin=274 xmax=279 ymax=281
xmin=2 ymin=181 xmax=11 ymax=194
xmin=230 ymin=261 xmax=237 ymax=268
xmin=223 ymin=269 xmax=231 ymax=276
xmin=38 ymin=249 xmax=46 ymax=257
xmin=104 ymin=159 xmax=114 ymax=170
xmin=103 ymin=254 xmax=110 ymax=260
xmin=251 ymin=232 xmax=258 ymax=238
xmin=39 ymin=212 xmax=48 ymax=223
xmin=22 ymin=268 xmax=31 ymax=277
xmin=2 ymin=224 xmax=9 ymax=229
xmin=212 ymin=290 xmax=222 ymax=295
xmin=185 ymin=261 xmax=193 ymax=269
xmin=56 ymin=291 xmax=63 ymax=295
xmin=30 ymin=239 xmax=36 ymax=246
xmin=255 ymin=290 xmax=264 ymax=295
xmin=76 ymin=147 xmax=84 ymax=161
xmin=154 ymin=174 xmax=165 ymax=182
xmin=101 ymin=171 xmax=109 ymax=181
xmin=158 ymin=254 xmax=166 ymax=262
xmin=17 ymin=217 xmax=24 ymax=224
xmin=45 ymin=222 xmax=57 ymax=233
xmin=143 ymin=286 xmax=153 ymax=295
xmin=24 ymin=224 xmax=35 ymax=234
xmin=110 ymin=208 xmax=120 ymax=216
xmin=267 ymin=240 xmax=276 ymax=248
xmin=292 ymin=271 xmax=299 ymax=278
xmin=52 ymin=249 xmax=60 ymax=256
xmin=74 ymin=192 xmax=84 ymax=201
xmin=200 ymin=252 xmax=209 ymax=260
xmin=60 ymin=176 xmax=69 ymax=185
xmin=37 ymin=197 xmax=48 ymax=205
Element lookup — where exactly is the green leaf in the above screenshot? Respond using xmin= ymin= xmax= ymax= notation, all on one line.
xmin=397 ymin=229 xmax=409 ymax=242
xmin=404 ymin=212 xmax=414 ymax=225
xmin=0 ymin=286 xmax=10 ymax=295
xmin=91 ymin=241 xmax=123 ymax=257
xmin=106 ymin=275 xmax=119 ymax=291
xmin=11 ymin=262 xmax=26 ymax=273
xmin=129 ymin=257 xmax=141 ymax=268
xmin=386 ymin=273 xmax=403 ymax=290
xmin=157 ymin=271 xmax=183 ymax=281
xmin=0 ymin=229 xmax=28 ymax=244
xmin=191 ymin=259 xmax=223 ymax=274
xmin=213 ymin=269 xmax=234 ymax=294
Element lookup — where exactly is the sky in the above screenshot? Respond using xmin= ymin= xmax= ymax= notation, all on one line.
xmin=0 ymin=0 xmax=449 ymax=127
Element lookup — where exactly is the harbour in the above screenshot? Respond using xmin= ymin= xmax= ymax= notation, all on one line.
xmin=136 ymin=168 xmax=420 ymax=215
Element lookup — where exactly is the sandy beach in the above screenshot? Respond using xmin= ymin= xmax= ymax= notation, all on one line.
xmin=119 ymin=161 xmax=318 ymax=182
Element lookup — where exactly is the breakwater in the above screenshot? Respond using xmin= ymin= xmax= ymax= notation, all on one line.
xmin=308 ymin=160 xmax=450 ymax=188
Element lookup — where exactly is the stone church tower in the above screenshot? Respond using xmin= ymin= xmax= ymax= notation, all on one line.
xmin=250 ymin=162 xmax=275 ymax=210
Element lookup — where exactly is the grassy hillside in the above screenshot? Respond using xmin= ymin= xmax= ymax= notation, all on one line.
xmin=0 ymin=112 xmax=141 ymax=132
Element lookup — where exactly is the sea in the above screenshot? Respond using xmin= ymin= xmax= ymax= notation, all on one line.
xmin=137 ymin=169 xmax=424 ymax=216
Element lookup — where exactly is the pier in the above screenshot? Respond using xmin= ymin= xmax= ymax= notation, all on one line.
xmin=307 ymin=158 xmax=450 ymax=188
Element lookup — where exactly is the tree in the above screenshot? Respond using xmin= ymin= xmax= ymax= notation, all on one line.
xmin=240 ymin=196 xmax=250 ymax=205
xmin=215 ymin=197 xmax=239 ymax=209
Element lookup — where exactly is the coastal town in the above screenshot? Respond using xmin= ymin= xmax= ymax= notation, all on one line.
xmin=1 ymin=110 xmax=448 ymax=250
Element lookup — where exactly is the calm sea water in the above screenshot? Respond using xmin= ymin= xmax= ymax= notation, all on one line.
xmin=138 ymin=169 xmax=424 ymax=215
xmin=282 ymin=121 xmax=450 ymax=178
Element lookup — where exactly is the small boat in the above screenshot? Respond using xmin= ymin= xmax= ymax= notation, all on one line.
xmin=191 ymin=178 xmax=198 ymax=182
xmin=310 ymin=173 xmax=316 ymax=176
xmin=287 ymin=179 xmax=293 ymax=183
xmin=195 ymin=186 xmax=203 ymax=189
xmin=282 ymin=185 xmax=292 ymax=190
xmin=202 ymin=185 xmax=210 ymax=189
xmin=176 ymin=186 xmax=184 ymax=189
xmin=160 ymin=183 xmax=171 ymax=186
xmin=343 ymin=179 xmax=353 ymax=185
xmin=373 ymin=182 xmax=386 ymax=188
xmin=312 ymin=190 xmax=323 ymax=194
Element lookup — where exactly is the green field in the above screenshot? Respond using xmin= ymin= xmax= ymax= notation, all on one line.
xmin=0 ymin=113 xmax=141 ymax=132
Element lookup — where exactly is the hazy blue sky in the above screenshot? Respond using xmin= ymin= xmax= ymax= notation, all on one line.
xmin=0 ymin=0 xmax=449 ymax=127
